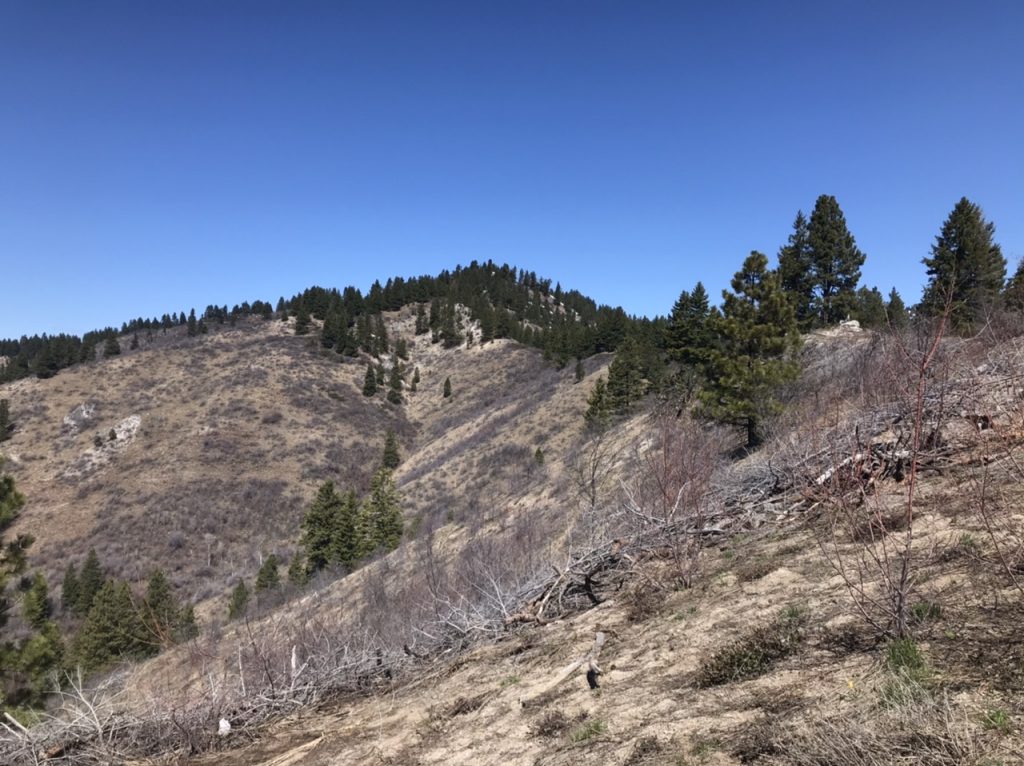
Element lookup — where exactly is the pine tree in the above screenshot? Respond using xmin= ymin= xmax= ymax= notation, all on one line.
xmin=15 ymin=620 xmax=63 ymax=707
xmin=362 ymin=469 xmax=403 ymax=552
xmin=853 ymin=286 xmax=887 ymax=328
xmin=0 ymin=462 xmax=27 ymax=633
xmin=73 ymin=580 xmax=152 ymax=670
xmin=574 ymin=358 xmax=585 ymax=383
xmin=362 ymin=363 xmax=378 ymax=397
xmin=176 ymin=605 xmax=199 ymax=642
xmin=103 ymin=336 xmax=121 ymax=358
xmin=439 ymin=302 xmax=462 ymax=348
xmin=294 ymin=305 xmax=312 ymax=336
xmin=61 ymin=563 xmax=80 ymax=614
xmin=255 ymin=554 xmax=281 ymax=592
xmin=777 ymin=211 xmax=816 ymax=327
xmin=187 ymin=309 xmax=198 ymax=337
xmin=410 ymin=366 xmax=420 ymax=392
xmin=143 ymin=568 xmax=179 ymax=647
xmin=1004 ymin=259 xmax=1024 ymax=312
xmin=0 ymin=398 xmax=11 ymax=442
xmin=414 ymin=303 xmax=430 ymax=335
xmin=386 ymin=363 xmax=403 ymax=404
xmin=74 ymin=548 xmax=105 ymax=618
xmin=605 ymin=338 xmax=645 ymax=414
xmin=698 ymin=251 xmax=801 ymax=448
xmin=287 ymin=553 xmax=309 ymax=586
xmin=227 ymin=580 xmax=249 ymax=620
xmin=665 ymin=282 xmax=712 ymax=366
xmin=807 ymin=195 xmax=865 ymax=325
xmin=332 ymin=490 xmax=363 ymax=569
xmin=301 ymin=481 xmax=344 ymax=574
xmin=382 ymin=431 xmax=401 ymax=470
xmin=320 ymin=310 xmax=340 ymax=349
xmin=584 ymin=376 xmax=611 ymax=430
xmin=22 ymin=572 xmax=50 ymax=630
xmin=886 ymin=288 xmax=909 ymax=330
xmin=443 ymin=377 xmax=452 ymax=399
xmin=920 ymin=197 xmax=1006 ymax=330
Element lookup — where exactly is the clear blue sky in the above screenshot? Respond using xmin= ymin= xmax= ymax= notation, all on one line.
xmin=2 ymin=1 xmax=1022 ymax=338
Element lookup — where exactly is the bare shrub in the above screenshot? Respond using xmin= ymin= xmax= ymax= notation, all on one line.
xmin=617 ymin=413 xmax=725 ymax=588
xmin=814 ymin=314 xmax=955 ymax=638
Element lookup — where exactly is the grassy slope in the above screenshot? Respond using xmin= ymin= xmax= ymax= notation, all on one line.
xmin=6 ymin=317 xmax=1024 ymax=764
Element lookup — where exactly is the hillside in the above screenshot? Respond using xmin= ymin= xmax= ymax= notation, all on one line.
xmin=1 ymin=308 xmax=594 ymax=611
xmin=4 ymin=307 xmax=1024 ymax=765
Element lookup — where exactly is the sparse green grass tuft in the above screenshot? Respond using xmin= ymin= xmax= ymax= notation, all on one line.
xmin=910 ymin=600 xmax=942 ymax=623
xmin=695 ymin=607 xmax=806 ymax=687
xmin=982 ymin=708 xmax=1011 ymax=734
xmin=569 ymin=718 xmax=607 ymax=743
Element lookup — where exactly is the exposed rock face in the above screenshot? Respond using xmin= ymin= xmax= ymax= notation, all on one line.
xmin=62 ymin=414 xmax=142 ymax=478
xmin=62 ymin=402 xmax=97 ymax=435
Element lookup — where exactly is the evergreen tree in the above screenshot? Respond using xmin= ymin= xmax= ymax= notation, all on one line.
xmin=410 ymin=366 xmax=420 ymax=392
xmin=665 ymin=282 xmax=712 ymax=366
xmin=777 ymin=211 xmax=816 ymax=327
xmin=255 ymin=554 xmax=281 ymax=592
xmin=21 ymin=572 xmax=50 ymax=630
xmin=287 ymin=553 xmax=309 ymax=586
xmin=143 ymin=568 xmax=179 ymax=646
xmin=386 ymin=363 xmax=403 ymax=404
xmin=1004 ymin=259 xmax=1024 ymax=312
xmin=438 ymin=302 xmax=463 ymax=348
xmin=382 ymin=431 xmax=401 ymax=470
xmin=442 ymin=377 xmax=452 ymax=399
xmin=605 ymin=338 xmax=645 ymax=414
xmin=294 ymin=305 xmax=312 ymax=336
xmin=414 ymin=303 xmax=430 ymax=335
xmin=374 ymin=314 xmax=389 ymax=355
xmin=886 ymin=288 xmax=909 ymax=330
xmin=362 ymin=363 xmax=378 ymax=397
xmin=395 ymin=337 xmax=409 ymax=360
xmin=920 ymin=197 xmax=1006 ymax=330
xmin=227 ymin=580 xmax=249 ymax=620
xmin=698 ymin=252 xmax=801 ymax=448
xmin=362 ymin=469 xmax=403 ymax=552
xmin=852 ymin=286 xmax=887 ymax=328
xmin=61 ymin=563 xmax=80 ymax=614
xmin=332 ymin=490 xmax=363 ymax=570
xmin=187 ymin=309 xmax=198 ymax=337
xmin=583 ymin=376 xmax=611 ymax=430
xmin=807 ymin=195 xmax=865 ymax=325
xmin=0 ymin=399 xmax=11 ymax=442
xmin=103 ymin=336 xmax=121 ymax=358
xmin=14 ymin=620 xmax=63 ymax=707
xmin=176 ymin=605 xmax=199 ymax=642
xmin=73 ymin=580 xmax=152 ymax=670
xmin=320 ymin=310 xmax=341 ymax=349
xmin=375 ymin=362 xmax=385 ymax=386
xmin=574 ymin=358 xmax=585 ymax=383
xmin=301 ymin=481 xmax=344 ymax=574
xmin=74 ymin=548 xmax=105 ymax=618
